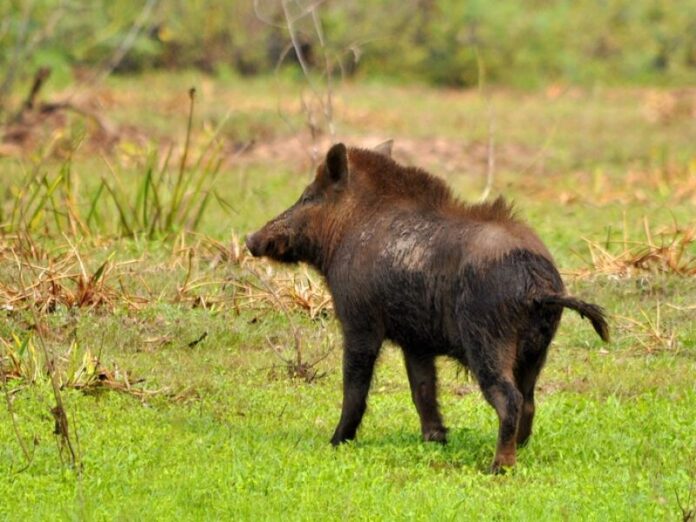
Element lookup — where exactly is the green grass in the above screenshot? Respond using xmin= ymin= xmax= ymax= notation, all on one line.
xmin=1 ymin=73 xmax=695 ymax=520
xmin=1 ymin=322 xmax=695 ymax=520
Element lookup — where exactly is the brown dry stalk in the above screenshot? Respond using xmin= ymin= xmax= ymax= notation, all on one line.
xmin=1 ymin=364 xmax=35 ymax=471
xmin=675 ymin=457 xmax=696 ymax=522
xmin=37 ymin=319 xmax=79 ymax=470
xmin=11 ymin=241 xmax=80 ymax=470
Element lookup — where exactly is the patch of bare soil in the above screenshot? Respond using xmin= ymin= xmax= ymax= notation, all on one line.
xmin=642 ymin=88 xmax=696 ymax=124
xmin=234 ymin=132 xmax=539 ymax=181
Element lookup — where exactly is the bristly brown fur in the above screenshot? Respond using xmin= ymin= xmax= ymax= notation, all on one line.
xmin=348 ymin=147 xmax=516 ymax=222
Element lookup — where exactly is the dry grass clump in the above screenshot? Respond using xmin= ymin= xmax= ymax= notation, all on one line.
xmin=0 ymin=231 xmax=333 ymax=319
xmin=234 ymin=266 xmax=332 ymax=319
xmin=614 ymin=301 xmax=679 ymax=354
xmin=169 ymin=232 xmax=333 ymax=317
xmin=574 ymin=220 xmax=695 ymax=278
xmin=0 ymin=235 xmax=130 ymax=313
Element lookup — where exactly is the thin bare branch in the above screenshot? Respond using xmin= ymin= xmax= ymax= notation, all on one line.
xmin=1 ymin=364 xmax=35 ymax=471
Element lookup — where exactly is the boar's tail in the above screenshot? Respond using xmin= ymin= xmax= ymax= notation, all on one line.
xmin=537 ymin=295 xmax=610 ymax=342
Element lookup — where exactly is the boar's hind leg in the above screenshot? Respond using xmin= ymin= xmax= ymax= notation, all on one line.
xmin=479 ymin=368 xmax=523 ymax=473
xmin=404 ymin=353 xmax=447 ymax=443
xmin=515 ymin=310 xmax=560 ymax=447
xmin=514 ymin=352 xmax=546 ymax=447
xmin=330 ymin=332 xmax=381 ymax=446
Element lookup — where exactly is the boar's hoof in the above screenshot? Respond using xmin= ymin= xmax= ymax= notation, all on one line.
xmin=423 ymin=427 xmax=448 ymax=444
xmin=330 ymin=434 xmax=353 ymax=447
xmin=490 ymin=454 xmax=516 ymax=475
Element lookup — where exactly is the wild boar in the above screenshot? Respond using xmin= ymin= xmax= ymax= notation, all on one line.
xmin=246 ymin=142 xmax=609 ymax=472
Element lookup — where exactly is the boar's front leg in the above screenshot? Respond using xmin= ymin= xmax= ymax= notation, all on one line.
xmin=330 ymin=331 xmax=382 ymax=446
xmin=403 ymin=352 xmax=447 ymax=443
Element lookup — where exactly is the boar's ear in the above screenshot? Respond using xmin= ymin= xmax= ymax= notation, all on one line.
xmin=373 ymin=139 xmax=393 ymax=158
xmin=326 ymin=143 xmax=349 ymax=185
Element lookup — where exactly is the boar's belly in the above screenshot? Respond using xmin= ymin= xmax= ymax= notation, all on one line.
xmin=379 ymin=268 xmax=461 ymax=356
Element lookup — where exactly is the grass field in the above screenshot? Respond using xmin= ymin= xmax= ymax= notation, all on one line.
xmin=1 ymin=73 xmax=695 ymax=520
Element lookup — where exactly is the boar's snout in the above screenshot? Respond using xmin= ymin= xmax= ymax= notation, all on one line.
xmin=245 ymin=227 xmax=296 ymax=262
xmin=245 ymin=232 xmax=262 ymax=257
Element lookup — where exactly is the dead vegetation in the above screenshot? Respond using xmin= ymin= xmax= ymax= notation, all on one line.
xmin=572 ymin=219 xmax=695 ymax=279
xmin=567 ymin=219 xmax=694 ymax=356
xmin=615 ymin=301 xmax=680 ymax=355
xmin=0 ymin=234 xmax=133 ymax=313
xmin=0 ymin=67 xmax=118 ymax=158
xmin=530 ymin=161 xmax=696 ymax=207
xmin=0 ymin=232 xmax=333 ymax=317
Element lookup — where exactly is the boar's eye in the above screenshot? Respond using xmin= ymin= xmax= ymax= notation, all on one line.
xmin=299 ymin=189 xmax=318 ymax=205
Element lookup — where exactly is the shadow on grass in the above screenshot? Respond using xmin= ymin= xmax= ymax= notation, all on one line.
xmin=345 ymin=427 xmax=500 ymax=473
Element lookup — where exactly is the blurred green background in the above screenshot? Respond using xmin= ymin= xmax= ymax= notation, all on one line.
xmin=2 ymin=0 xmax=695 ymax=104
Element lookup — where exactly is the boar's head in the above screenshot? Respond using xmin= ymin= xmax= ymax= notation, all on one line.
xmin=246 ymin=143 xmax=353 ymax=268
